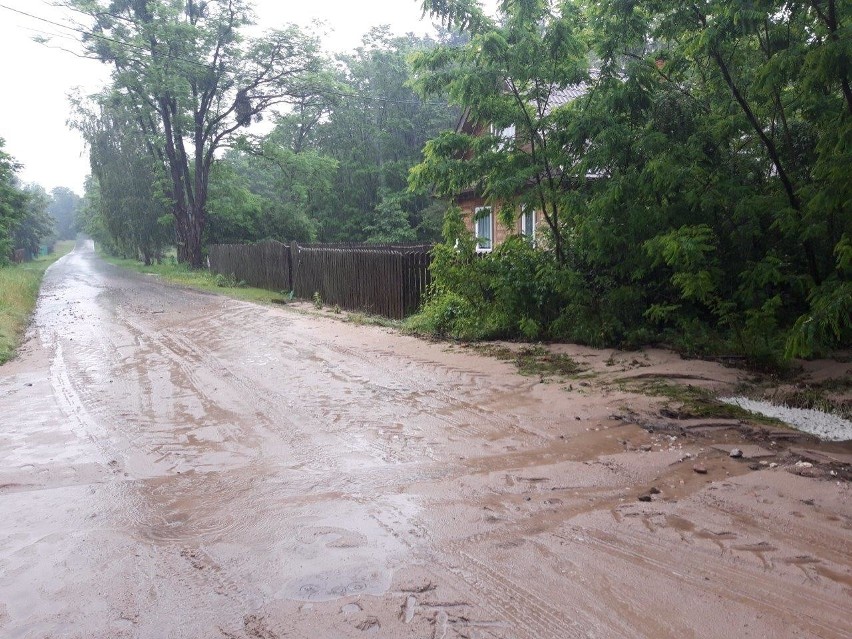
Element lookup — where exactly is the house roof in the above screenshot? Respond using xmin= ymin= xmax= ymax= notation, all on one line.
xmin=544 ymin=83 xmax=590 ymax=111
xmin=454 ymin=81 xmax=591 ymax=134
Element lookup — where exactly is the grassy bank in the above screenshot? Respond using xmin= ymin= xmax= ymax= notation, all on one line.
xmin=99 ymin=252 xmax=291 ymax=305
xmin=0 ymin=241 xmax=75 ymax=364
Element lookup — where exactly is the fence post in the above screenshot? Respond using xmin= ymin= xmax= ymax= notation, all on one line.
xmin=288 ymin=240 xmax=298 ymax=293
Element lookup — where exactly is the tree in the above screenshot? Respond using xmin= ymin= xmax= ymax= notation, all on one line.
xmin=580 ymin=0 xmax=852 ymax=356
xmin=48 ymin=187 xmax=82 ymax=240
xmin=0 ymin=138 xmax=27 ymax=265
xmin=72 ymin=93 xmax=172 ymax=263
xmin=65 ymin=0 xmax=326 ymax=266
xmin=14 ymin=185 xmax=55 ymax=259
xmin=282 ymin=27 xmax=458 ymax=242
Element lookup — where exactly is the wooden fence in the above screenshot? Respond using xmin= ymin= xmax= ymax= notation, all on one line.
xmin=208 ymin=240 xmax=433 ymax=319
xmin=208 ymin=240 xmax=292 ymax=291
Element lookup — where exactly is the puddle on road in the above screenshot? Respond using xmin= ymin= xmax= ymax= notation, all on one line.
xmin=113 ymin=469 xmax=418 ymax=603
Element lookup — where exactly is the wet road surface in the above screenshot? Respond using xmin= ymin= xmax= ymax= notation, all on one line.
xmin=0 ymin=241 xmax=850 ymax=638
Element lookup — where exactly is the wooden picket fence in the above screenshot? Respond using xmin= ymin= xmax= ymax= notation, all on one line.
xmin=208 ymin=240 xmax=433 ymax=319
xmin=208 ymin=240 xmax=292 ymax=291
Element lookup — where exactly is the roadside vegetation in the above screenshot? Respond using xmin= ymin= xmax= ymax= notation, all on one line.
xmin=1 ymin=133 xmax=80 ymax=364
xmin=0 ymin=241 xmax=75 ymax=363
xmin=408 ymin=0 xmax=851 ymax=367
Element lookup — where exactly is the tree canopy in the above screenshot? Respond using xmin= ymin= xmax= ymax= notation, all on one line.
xmin=0 ymin=138 xmax=57 ymax=265
xmin=66 ymin=0 xmax=327 ymax=266
xmin=410 ymin=0 xmax=851 ymax=361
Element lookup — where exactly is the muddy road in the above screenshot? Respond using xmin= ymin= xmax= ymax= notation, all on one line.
xmin=1 ymin=241 xmax=850 ymax=639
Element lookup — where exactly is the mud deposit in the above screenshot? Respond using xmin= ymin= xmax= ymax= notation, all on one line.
xmin=1 ymin=241 xmax=850 ymax=639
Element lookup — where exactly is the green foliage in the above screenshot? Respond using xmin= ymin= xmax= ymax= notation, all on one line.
xmin=786 ymin=236 xmax=852 ymax=358
xmin=214 ymin=273 xmax=245 ymax=288
xmin=279 ymin=27 xmax=459 ymax=243
xmin=67 ymin=0 xmax=326 ymax=266
xmin=72 ymin=96 xmax=172 ymax=265
xmin=0 ymin=138 xmax=27 ymax=265
xmin=48 ymin=187 xmax=81 ymax=240
xmin=13 ymin=185 xmax=55 ymax=259
xmin=408 ymin=0 xmax=851 ymax=362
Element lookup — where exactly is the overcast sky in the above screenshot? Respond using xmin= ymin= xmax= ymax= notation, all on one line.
xmin=0 ymin=0 xmax=447 ymax=195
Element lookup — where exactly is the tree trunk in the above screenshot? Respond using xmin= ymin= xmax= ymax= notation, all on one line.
xmin=173 ymin=199 xmax=206 ymax=269
xmin=185 ymin=209 xmax=205 ymax=269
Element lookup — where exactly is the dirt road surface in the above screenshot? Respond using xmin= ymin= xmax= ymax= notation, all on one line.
xmin=1 ymin=241 xmax=850 ymax=639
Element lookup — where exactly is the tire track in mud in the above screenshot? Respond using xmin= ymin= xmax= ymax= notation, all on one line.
xmin=697 ymin=492 xmax=852 ymax=565
xmin=49 ymin=341 xmax=128 ymax=471
xmin=132 ymin=308 xmax=533 ymax=470
xmin=195 ymin=307 xmax=541 ymax=446
xmin=143 ymin=313 xmax=420 ymax=470
xmin=555 ymin=523 xmax=850 ymax=638
xmin=175 ymin=544 xmax=265 ymax=628
xmin=438 ymin=547 xmax=588 ymax=639
xmin=115 ymin=311 xmax=324 ymax=473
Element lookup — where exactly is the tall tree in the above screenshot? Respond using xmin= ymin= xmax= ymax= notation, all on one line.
xmin=14 ymin=185 xmax=55 ymax=259
xmin=65 ymin=0 xmax=326 ymax=266
xmin=0 ymin=138 xmax=27 ymax=265
xmin=48 ymin=187 xmax=82 ymax=240
xmin=72 ymin=94 xmax=172 ymax=263
xmin=286 ymin=28 xmax=458 ymax=242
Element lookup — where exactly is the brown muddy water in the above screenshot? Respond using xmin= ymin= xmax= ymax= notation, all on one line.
xmin=0 ymin=241 xmax=850 ymax=638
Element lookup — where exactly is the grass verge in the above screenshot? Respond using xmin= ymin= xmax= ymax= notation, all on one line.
xmin=0 ymin=241 xmax=76 ymax=364
xmin=99 ymin=253 xmax=291 ymax=305
xmin=471 ymin=343 xmax=585 ymax=381
xmin=632 ymin=380 xmax=783 ymax=425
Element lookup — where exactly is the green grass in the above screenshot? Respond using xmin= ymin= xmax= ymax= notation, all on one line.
xmin=99 ymin=253 xmax=292 ymax=305
xmin=471 ymin=343 xmax=585 ymax=380
xmin=631 ymin=380 xmax=783 ymax=425
xmin=0 ymin=241 xmax=75 ymax=364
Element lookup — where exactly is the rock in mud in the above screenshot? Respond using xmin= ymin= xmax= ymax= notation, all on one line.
xmin=729 ymin=448 xmax=743 ymax=458
xmin=693 ymin=464 xmax=708 ymax=474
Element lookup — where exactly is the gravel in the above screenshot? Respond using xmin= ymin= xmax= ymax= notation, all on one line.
xmin=720 ymin=397 xmax=852 ymax=442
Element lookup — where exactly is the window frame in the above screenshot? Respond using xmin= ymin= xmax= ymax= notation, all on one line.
xmin=490 ymin=123 xmax=516 ymax=150
xmin=521 ymin=206 xmax=536 ymax=242
xmin=474 ymin=206 xmax=493 ymax=252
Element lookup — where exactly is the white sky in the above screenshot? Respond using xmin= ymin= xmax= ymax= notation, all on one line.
xmin=0 ymin=0 xmax=445 ymax=195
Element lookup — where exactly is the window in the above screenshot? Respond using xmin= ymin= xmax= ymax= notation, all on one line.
xmin=490 ymin=123 xmax=516 ymax=150
xmin=521 ymin=206 xmax=535 ymax=241
xmin=474 ymin=206 xmax=493 ymax=252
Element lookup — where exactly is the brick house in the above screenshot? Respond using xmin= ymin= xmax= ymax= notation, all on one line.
xmin=453 ymin=83 xmax=590 ymax=252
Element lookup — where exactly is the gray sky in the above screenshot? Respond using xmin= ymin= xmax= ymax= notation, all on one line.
xmin=0 ymin=0 xmax=443 ymax=195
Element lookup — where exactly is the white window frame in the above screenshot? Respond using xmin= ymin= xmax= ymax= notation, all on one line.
xmin=474 ymin=206 xmax=493 ymax=252
xmin=490 ymin=123 xmax=516 ymax=150
xmin=521 ymin=206 xmax=536 ymax=242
